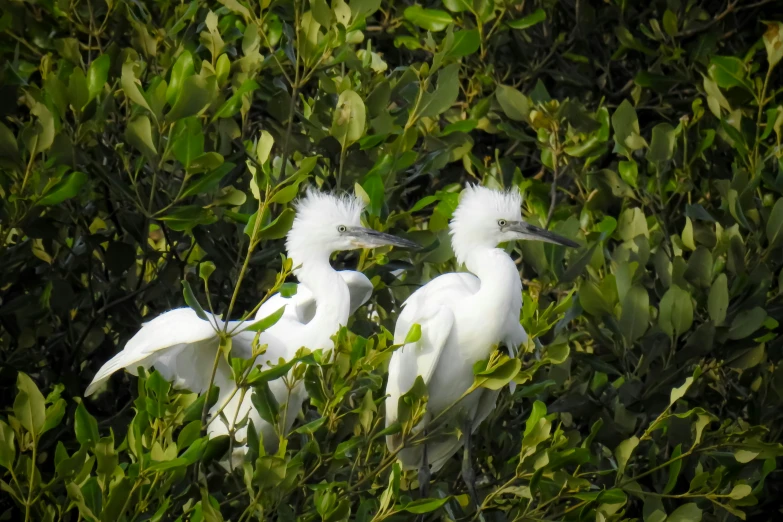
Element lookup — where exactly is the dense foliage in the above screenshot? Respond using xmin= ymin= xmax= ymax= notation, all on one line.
xmin=2 ymin=0 xmax=783 ymax=520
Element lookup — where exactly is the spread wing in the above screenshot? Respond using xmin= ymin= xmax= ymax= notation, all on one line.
xmin=385 ymin=273 xmax=480 ymax=431
xmin=85 ymin=308 xmax=230 ymax=396
xmin=254 ymin=270 xmax=372 ymax=325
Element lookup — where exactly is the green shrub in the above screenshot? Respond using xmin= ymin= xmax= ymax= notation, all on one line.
xmin=1 ymin=0 xmax=782 ymax=520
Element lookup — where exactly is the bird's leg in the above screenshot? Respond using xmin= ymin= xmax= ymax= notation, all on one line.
xmin=418 ymin=434 xmax=430 ymax=498
xmin=461 ymin=418 xmax=479 ymax=511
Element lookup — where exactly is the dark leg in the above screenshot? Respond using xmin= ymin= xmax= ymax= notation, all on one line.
xmin=417 ymin=436 xmax=431 ymax=522
xmin=461 ymin=419 xmax=479 ymax=510
xmin=418 ymin=435 xmax=430 ymax=498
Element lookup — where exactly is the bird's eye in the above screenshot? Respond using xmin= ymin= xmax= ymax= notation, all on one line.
xmin=337 ymin=225 xmax=347 ymax=233
xmin=498 ymin=219 xmax=507 ymax=227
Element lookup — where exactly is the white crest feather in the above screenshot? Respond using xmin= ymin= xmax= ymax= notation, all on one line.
xmin=449 ymin=184 xmax=524 ymax=265
xmin=286 ymin=188 xmax=366 ymax=270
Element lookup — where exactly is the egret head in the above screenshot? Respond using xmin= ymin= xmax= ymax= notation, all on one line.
xmin=286 ymin=189 xmax=418 ymax=269
xmin=450 ymin=185 xmax=578 ymax=264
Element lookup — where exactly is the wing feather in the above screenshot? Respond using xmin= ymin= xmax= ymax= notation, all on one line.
xmin=385 ymin=272 xmax=480 ymax=440
xmin=85 ymin=308 xmax=221 ymax=396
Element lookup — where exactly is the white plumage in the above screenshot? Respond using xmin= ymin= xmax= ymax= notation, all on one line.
xmin=86 ymin=189 xmax=416 ymax=464
xmin=385 ymin=185 xmax=578 ymax=474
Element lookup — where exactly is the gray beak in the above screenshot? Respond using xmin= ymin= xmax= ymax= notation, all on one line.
xmin=345 ymin=227 xmax=421 ymax=250
xmin=508 ymin=221 xmax=580 ymax=248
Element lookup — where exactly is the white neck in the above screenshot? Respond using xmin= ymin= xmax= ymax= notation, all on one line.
xmin=464 ymin=246 xmax=522 ymax=334
xmin=294 ymin=254 xmax=350 ymax=347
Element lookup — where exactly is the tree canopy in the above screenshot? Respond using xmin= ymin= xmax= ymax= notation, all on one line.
xmin=1 ymin=0 xmax=783 ymax=520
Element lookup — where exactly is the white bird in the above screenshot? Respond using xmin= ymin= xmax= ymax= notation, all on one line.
xmin=384 ymin=185 xmax=578 ymax=500
xmin=86 ymin=189 xmax=418 ymax=464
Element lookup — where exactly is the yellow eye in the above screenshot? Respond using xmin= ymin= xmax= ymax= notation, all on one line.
xmin=498 ymin=219 xmax=507 ymax=227
xmin=337 ymin=225 xmax=347 ymax=233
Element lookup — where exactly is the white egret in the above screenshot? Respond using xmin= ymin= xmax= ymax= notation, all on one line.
xmin=86 ymin=189 xmax=418 ymax=464
xmin=384 ymin=184 xmax=578 ymax=501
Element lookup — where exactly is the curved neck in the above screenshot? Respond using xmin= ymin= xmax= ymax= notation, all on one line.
xmin=464 ymin=246 xmax=522 ymax=329
xmin=295 ymin=257 xmax=350 ymax=345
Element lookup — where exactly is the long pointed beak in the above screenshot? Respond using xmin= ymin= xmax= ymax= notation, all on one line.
xmin=508 ymin=221 xmax=580 ymax=248
xmin=346 ymin=227 xmax=421 ymax=250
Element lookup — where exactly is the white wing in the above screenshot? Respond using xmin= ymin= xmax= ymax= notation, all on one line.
xmin=385 ymin=273 xmax=480 ymax=438
xmin=85 ymin=308 xmax=230 ymax=396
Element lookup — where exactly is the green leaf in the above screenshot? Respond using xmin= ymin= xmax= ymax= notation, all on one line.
xmin=763 ymin=22 xmax=783 ymax=68
xmin=251 ymin=382 xmax=279 ymax=424
xmin=646 ymin=123 xmax=676 ymax=165
xmin=766 ymin=198 xmax=783 ymax=248
xmin=74 ymin=402 xmax=99 ymax=446
xmin=37 ymin=171 xmax=88 ymax=206
xmin=447 ymin=29 xmax=480 ymax=58
xmin=496 ymin=85 xmax=529 ymax=122
xmin=666 ymin=503 xmax=702 ymax=522
xmin=331 ymin=90 xmax=366 ymax=149
xmin=42 ymin=399 xmax=66 ymax=435
xmin=614 ymin=436 xmax=639 ymax=476
xmin=619 ymin=285 xmax=649 ymax=344
xmin=181 ymin=280 xmax=209 ymax=321
xmin=68 ymin=68 xmax=89 ymax=114
xmin=87 ymin=55 xmax=110 ymax=101
xmin=418 ymin=63 xmax=460 ymax=118
xmin=728 ymin=307 xmax=767 ymax=340
xmin=658 ymin=285 xmax=693 ymax=337
xmin=14 ymin=373 xmax=46 ymax=439
xmin=669 ymin=367 xmax=701 ymax=406
xmin=293 ymin=417 xmax=327 ymax=435
xmin=729 ymin=484 xmax=752 ymax=499
xmin=663 ymin=444 xmax=683 ymax=494
xmin=182 ymin=162 xmax=234 ymax=197
xmin=401 ymin=497 xmax=449 ymax=514
xmin=247 ymin=355 xmax=311 ymax=385
xmin=662 ymin=9 xmax=678 ymax=37
xmin=0 ymin=421 xmax=16 ymax=470
xmin=684 ymin=246 xmax=712 ymax=288
xmin=270 ymin=184 xmax=301 ymax=205
xmin=218 ymin=0 xmax=252 ymax=21
xmin=475 ymin=356 xmax=521 ymax=390
xmin=102 ymin=478 xmax=133 ymax=522
xmin=360 ymin=173 xmax=384 ymax=217
xmin=708 ymin=56 xmax=751 ymax=91
xmin=524 ymin=401 xmax=547 ymax=437
xmin=199 ymin=261 xmax=216 ymax=283
xmin=167 ymin=75 xmax=216 ymax=121
xmin=121 ymin=62 xmax=151 ymax=111
xmin=28 ymin=103 xmax=55 ymax=154
xmin=507 ymin=8 xmax=546 ymax=30
xmin=612 ymin=100 xmax=643 ymax=150
xmin=213 ymin=79 xmax=259 ymax=120
xmin=125 ymin=115 xmax=158 ymax=161
xmin=579 ymin=281 xmax=613 ymax=316
xmin=442 ymin=0 xmax=470 ymax=12
xmin=708 ymin=273 xmax=728 ymax=326
xmin=350 ymin=0 xmax=381 ymax=18
xmin=0 ymin=122 xmax=19 ymax=162
xmin=244 ymin=306 xmax=286 ymax=332
xmin=257 ymin=130 xmax=274 ymax=164
xmin=404 ymin=324 xmax=422 ymax=344
xmin=166 ymin=52 xmax=195 ymax=106
xmin=172 ymin=118 xmax=205 ymax=168
xmin=260 ymin=207 xmax=295 ymax=240
xmin=403 ymin=6 xmax=453 ymax=32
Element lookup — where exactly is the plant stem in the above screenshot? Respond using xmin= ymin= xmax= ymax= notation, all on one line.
xmin=752 ymin=66 xmax=774 ymax=174
xmin=20 ymin=135 xmax=39 ymax=193
xmin=24 ymin=441 xmax=36 ymax=522
xmin=200 ymin=335 xmax=228 ymax=434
